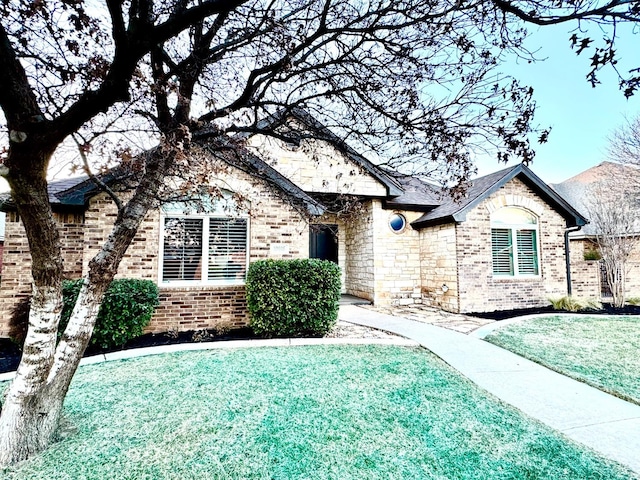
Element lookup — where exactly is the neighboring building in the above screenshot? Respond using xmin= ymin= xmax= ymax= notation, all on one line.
xmin=553 ymin=161 xmax=640 ymax=299
xmin=0 ymin=110 xmax=587 ymax=336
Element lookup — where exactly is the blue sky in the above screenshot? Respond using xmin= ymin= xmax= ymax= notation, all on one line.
xmin=475 ymin=23 xmax=640 ymax=184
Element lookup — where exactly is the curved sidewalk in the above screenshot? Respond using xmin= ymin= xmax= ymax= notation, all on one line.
xmin=339 ymin=305 xmax=640 ymax=475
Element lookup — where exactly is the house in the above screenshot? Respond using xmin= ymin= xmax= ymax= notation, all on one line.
xmin=0 ymin=110 xmax=588 ymax=336
xmin=553 ymin=161 xmax=640 ymax=299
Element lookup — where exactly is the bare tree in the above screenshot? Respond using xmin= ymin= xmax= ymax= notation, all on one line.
xmin=0 ymin=0 xmax=639 ymax=466
xmin=609 ymin=114 xmax=640 ymax=167
xmin=585 ymin=172 xmax=640 ymax=308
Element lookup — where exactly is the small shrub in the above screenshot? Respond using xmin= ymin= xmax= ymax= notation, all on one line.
xmin=246 ymin=259 xmax=341 ymax=337
xmin=626 ymin=297 xmax=640 ymax=306
xmin=583 ymin=249 xmax=602 ymax=261
xmin=548 ymin=295 xmax=602 ymax=312
xmin=10 ymin=279 xmax=159 ymax=350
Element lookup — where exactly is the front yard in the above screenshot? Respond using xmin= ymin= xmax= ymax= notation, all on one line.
xmin=2 ymin=344 xmax=635 ymax=479
xmin=484 ymin=315 xmax=640 ymax=405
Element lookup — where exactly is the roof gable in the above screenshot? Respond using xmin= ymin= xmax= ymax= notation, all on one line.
xmin=411 ymin=164 xmax=588 ymax=229
xmin=243 ymin=108 xmax=404 ymax=198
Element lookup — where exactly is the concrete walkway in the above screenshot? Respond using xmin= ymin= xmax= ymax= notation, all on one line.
xmin=339 ymin=305 xmax=640 ymax=475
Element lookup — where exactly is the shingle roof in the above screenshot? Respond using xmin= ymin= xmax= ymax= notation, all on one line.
xmin=411 ymin=164 xmax=588 ymax=229
xmin=0 ymin=169 xmax=130 ymax=212
xmin=0 ymin=140 xmax=326 ymax=216
xmin=551 ymin=161 xmax=638 ymax=237
xmin=382 ymin=172 xmax=441 ymax=211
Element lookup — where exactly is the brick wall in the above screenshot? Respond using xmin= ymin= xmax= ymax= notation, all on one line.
xmin=0 ymin=161 xmax=312 ymax=337
xmin=570 ymin=237 xmax=640 ymax=300
xmin=149 ymin=286 xmax=247 ymax=333
xmin=455 ymin=178 xmax=568 ymax=313
xmin=568 ymin=239 xmax=601 ymax=298
xmin=0 ymin=212 xmax=86 ymax=335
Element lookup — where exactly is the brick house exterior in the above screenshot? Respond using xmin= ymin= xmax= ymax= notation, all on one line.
xmin=553 ymin=162 xmax=640 ymax=300
xmin=0 ymin=110 xmax=588 ymax=336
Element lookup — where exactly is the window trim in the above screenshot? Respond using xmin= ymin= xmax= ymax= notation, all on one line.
xmin=158 ymin=212 xmax=249 ymax=287
xmin=490 ymin=207 xmax=540 ymax=278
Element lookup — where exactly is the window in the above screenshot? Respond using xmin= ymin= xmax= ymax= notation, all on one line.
xmin=491 ymin=207 xmax=539 ymax=276
xmin=160 ymin=197 xmax=248 ymax=285
xmin=389 ymin=213 xmax=406 ymax=233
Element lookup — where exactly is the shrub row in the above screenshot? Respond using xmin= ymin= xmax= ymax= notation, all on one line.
xmin=246 ymin=259 xmax=341 ymax=337
xmin=10 ymin=279 xmax=159 ymax=350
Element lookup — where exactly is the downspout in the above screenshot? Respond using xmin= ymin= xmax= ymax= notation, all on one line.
xmin=564 ymin=225 xmax=583 ymax=296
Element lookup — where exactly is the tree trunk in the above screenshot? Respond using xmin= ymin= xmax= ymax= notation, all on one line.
xmin=0 ymin=149 xmax=169 ymax=467
xmin=0 ymin=262 xmax=110 ymax=465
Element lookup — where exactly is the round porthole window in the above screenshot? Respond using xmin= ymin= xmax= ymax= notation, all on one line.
xmin=389 ymin=213 xmax=406 ymax=233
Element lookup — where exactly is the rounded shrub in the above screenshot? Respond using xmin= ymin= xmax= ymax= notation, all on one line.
xmin=246 ymin=259 xmax=341 ymax=337
xmin=10 ymin=278 xmax=159 ymax=350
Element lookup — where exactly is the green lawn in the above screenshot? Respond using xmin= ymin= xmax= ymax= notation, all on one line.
xmin=2 ymin=345 xmax=636 ymax=479
xmin=485 ymin=315 xmax=640 ymax=404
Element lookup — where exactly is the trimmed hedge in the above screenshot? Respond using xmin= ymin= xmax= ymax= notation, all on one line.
xmin=10 ymin=279 xmax=159 ymax=350
xmin=246 ymin=259 xmax=341 ymax=337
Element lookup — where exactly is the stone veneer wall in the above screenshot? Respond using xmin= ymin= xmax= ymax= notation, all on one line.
xmin=455 ymin=178 xmax=568 ymax=313
xmin=371 ymin=204 xmax=423 ymax=305
xmin=0 ymin=163 xmax=310 ymax=337
xmin=419 ymin=223 xmax=459 ymax=311
xmin=246 ymin=127 xmax=388 ymax=197
xmin=344 ymin=201 xmax=375 ymax=301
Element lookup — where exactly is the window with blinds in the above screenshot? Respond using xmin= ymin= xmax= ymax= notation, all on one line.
xmin=161 ymin=216 xmax=248 ymax=284
xmin=491 ymin=228 xmax=513 ymax=275
xmin=516 ymin=230 xmax=539 ymax=275
xmin=490 ymin=207 xmax=539 ymax=277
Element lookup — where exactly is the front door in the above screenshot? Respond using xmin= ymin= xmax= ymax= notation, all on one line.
xmin=309 ymin=224 xmax=338 ymax=263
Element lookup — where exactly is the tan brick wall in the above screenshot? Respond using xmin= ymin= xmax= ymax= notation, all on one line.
xmin=568 ymin=239 xmax=601 ymax=298
xmin=420 ymin=223 xmax=459 ymax=311
xmin=455 ymin=178 xmax=568 ymax=313
xmin=570 ymin=238 xmax=640 ymax=300
xmin=148 ymin=286 xmax=247 ymax=333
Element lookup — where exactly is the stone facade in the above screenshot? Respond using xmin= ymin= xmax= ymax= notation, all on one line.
xmin=420 ymin=223 xmax=459 ymax=311
xmin=370 ymin=203 xmax=423 ymax=306
xmin=247 ymin=126 xmax=387 ymax=197
xmin=343 ymin=201 xmax=375 ymax=301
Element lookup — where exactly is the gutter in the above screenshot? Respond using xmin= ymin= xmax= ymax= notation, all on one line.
xmin=564 ymin=225 xmax=583 ymax=295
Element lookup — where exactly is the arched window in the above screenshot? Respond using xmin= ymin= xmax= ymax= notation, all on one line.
xmin=491 ymin=207 xmax=539 ymax=276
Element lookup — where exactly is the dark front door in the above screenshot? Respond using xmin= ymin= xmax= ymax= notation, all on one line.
xmin=310 ymin=224 xmax=338 ymax=263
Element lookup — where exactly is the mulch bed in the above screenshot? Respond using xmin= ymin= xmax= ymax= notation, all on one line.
xmin=1 ymin=327 xmax=258 ymax=375
xmin=469 ymin=303 xmax=640 ymax=321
